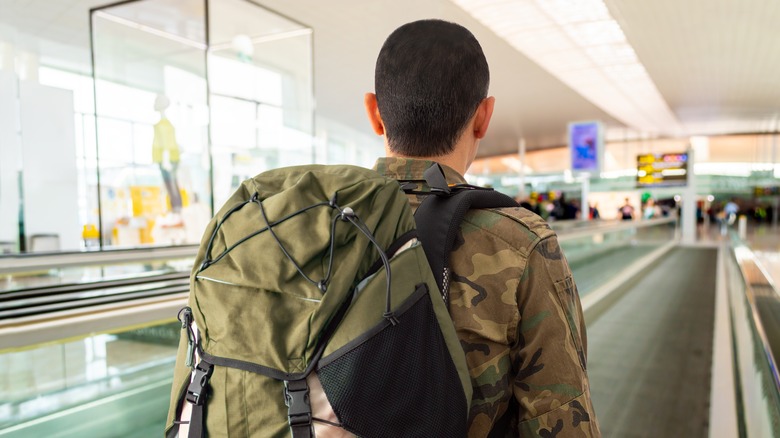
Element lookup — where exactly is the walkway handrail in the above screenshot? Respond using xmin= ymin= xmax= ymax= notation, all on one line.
xmin=2 ymin=218 xmax=679 ymax=272
xmin=0 ymin=292 xmax=187 ymax=351
xmin=557 ymin=216 xmax=677 ymax=243
xmin=0 ymin=245 xmax=198 ymax=275
xmin=730 ymin=239 xmax=780 ymax=395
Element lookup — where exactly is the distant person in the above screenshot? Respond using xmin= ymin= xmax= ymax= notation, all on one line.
xmin=590 ymin=203 xmax=600 ymax=219
xmin=724 ymin=198 xmax=739 ymax=225
xmin=643 ymin=198 xmax=660 ymax=219
xmin=364 ymin=19 xmax=600 ymax=436
xmin=550 ymin=193 xmax=567 ymax=220
xmin=564 ymin=198 xmax=580 ymax=220
xmin=619 ymin=198 xmax=635 ymax=220
xmin=519 ymin=198 xmax=540 ymax=216
xmin=518 ymin=192 xmax=542 ymax=215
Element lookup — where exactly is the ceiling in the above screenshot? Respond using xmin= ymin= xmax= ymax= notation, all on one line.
xmin=1 ymin=0 xmax=779 ymax=158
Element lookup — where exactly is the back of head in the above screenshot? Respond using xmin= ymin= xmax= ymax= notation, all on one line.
xmin=375 ymin=19 xmax=489 ymax=157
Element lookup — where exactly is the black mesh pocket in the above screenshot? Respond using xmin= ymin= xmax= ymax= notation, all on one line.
xmin=316 ymin=284 xmax=468 ymax=438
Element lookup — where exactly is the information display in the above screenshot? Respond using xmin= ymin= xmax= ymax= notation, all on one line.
xmin=636 ymin=153 xmax=688 ymax=187
xmin=568 ymin=121 xmax=603 ymax=173
xmin=754 ymin=186 xmax=780 ymax=197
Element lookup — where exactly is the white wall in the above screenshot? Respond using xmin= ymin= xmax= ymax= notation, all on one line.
xmin=0 ymin=71 xmax=20 ymax=247
xmin=19 ymin=81 xmax=80 ymax=251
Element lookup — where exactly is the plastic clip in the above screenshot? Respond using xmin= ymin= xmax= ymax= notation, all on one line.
xmin=284 ymin=380 xmax=312 ymax=428
xmin=186 ymin=361 xmax=214 ymax=406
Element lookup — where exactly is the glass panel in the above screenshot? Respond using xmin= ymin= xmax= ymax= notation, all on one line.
xmin=0 ymin=257 xmax=194 ymax=293
xmin=91 ymin=0 xmax=212 ymax=249
xmin=1 ymin=0 xmax=313 ymax=256
xmin=559 ymin=219 xmax=678 ymax=295
xmin=208 ymin=0 xmax=314 ymax=208
xmin=728 ymin=241 xmax=780 ymax=437
xmin=0 ymin=321 xmax=179 ymax=437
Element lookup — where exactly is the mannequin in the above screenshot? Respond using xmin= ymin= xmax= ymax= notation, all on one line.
xmin=152 ymin=94 xmax=183 ymax=213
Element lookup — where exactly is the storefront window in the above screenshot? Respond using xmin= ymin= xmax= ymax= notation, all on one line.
xmin=0 ymin=0 xmax=314 ymax=254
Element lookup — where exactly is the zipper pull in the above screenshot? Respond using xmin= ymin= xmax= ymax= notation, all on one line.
xmin=178 ymin=307 xmax=196 ymax=369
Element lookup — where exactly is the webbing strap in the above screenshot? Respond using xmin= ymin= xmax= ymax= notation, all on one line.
xmin=414 ymin=164 xmax=518 ymax=300
xmin=188 ymin=402 xmax=205 ymax=438
xmin=186 ymin=360 xmax=214 ymax=438
xmin=290 ymin=423 xmax=312 ymax=438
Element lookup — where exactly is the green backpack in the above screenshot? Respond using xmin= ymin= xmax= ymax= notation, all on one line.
xmin=165 ymin=164 xmax=516 ymax=438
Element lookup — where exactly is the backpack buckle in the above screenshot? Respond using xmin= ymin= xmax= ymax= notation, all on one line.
xmin=284 ymin=379 xmax=312 ymax=427
xmin=186 ymin=361 xmax=214 ymax=406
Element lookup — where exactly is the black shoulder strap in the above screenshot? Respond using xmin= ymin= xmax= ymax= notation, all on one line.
xmin=414 ymin=164 xmax=518 ymax=301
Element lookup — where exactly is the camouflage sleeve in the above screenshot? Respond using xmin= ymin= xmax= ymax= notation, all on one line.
xmin=513 ymin=235 xmax=601 ymax=437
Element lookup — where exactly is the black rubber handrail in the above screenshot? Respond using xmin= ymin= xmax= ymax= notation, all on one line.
xmin=0 ymin=272 xmax=190 ymax=301
xmin=0 ymin=278 xmax=190 ymax=311
xmin=0 ymin=283 xmax=190 ymax=319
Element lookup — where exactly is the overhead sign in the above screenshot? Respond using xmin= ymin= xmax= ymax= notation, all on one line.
xmin=636 ymin=153 xmax=689 ymax=187
xmin=568 ymin=121 xmax=603 ymax=173
xmin=754 ymin=186 xmax=780 ymax=197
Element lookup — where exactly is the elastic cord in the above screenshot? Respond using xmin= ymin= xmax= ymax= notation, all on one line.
xmin=343 ymin=213 xmax=395 ymax=323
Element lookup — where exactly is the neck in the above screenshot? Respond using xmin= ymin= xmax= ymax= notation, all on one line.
xmin=384 ymin=141 xmax=475 ymax=176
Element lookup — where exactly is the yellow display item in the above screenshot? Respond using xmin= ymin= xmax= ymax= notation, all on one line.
xmin=81 ymin=224 xmax=100 ymax=239
xmin=82 ymin=223 xmax=100 ymax=249
xmin=130 ymin=186 xmax=164 ymax=218
xmin=152 ymin=118 xmax=180 ymax=164
xmin=180 ymin=189 xmax=189 ymax=208
xmin=140 ymin=218 xmax=155 ymax=244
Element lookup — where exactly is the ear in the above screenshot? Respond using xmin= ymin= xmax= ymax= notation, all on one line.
xmin=364 ymin=93 xmax=385 ymax=136
xmin=473 ymin=96 xmax=495 ymax=139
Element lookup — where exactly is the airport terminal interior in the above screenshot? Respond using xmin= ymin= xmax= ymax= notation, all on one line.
xmin=0 ymin=0 xmax=779 ymax=436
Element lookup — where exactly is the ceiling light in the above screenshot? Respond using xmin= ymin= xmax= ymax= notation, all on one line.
xmin=564 ymin=20 xmax=626 ymax=46
xmin=451 ymin=0 xmax=682 ymax=136
xmin=585 ymin=44 xmax=638 ymax=65
xmin=536 ymin=0 xmax=611 ymax=24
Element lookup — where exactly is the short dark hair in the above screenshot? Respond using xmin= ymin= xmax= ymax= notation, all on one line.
xmin=374 ymin=19 xmax=490 ymax=157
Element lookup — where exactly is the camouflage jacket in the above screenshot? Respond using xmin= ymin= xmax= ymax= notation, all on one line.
xmin=374 ymin=158 xmax=600 ymax=438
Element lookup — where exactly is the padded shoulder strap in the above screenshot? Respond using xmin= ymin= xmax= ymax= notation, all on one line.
xmin=414 ymin=165 xmax=518 ymax=300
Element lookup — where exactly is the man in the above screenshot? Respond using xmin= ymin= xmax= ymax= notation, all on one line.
xmin=365 ymin=20 xmax=600 ymax=437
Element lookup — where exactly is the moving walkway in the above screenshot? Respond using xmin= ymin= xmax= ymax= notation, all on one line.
xmin=0 ymin=220 xmax=778 ymax=437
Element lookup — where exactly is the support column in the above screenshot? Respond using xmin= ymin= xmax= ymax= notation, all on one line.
xmin=518 ymin=138 xmax=526 ymax=200
xmin=581 ymin=176 xmax=590 ymax=221
xmin=681 ymin=146 xmax=697 ymax=245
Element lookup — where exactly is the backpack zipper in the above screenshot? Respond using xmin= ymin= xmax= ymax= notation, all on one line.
xmin=195 ymin=275 xmax=322 ymax=302
xmin=195 ymin=275 xmax=242 ymax=286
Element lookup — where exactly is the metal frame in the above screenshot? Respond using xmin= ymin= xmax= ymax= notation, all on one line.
xmin=82 ymin=0 xmax=314 ymax=252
